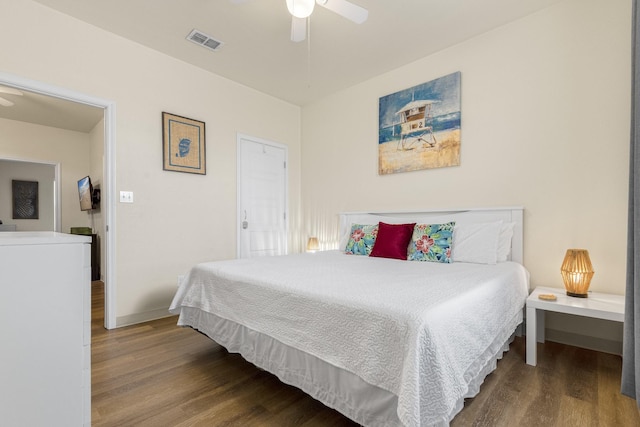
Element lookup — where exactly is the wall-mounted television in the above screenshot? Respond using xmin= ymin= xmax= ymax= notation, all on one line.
xmin=77 ymin=176 xmax=100 ymax=211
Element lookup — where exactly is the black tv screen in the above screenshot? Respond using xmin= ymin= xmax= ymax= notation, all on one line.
xmin=78 ymin=176 xmax=93 ymax=211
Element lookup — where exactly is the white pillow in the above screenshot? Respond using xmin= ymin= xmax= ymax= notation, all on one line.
xmin=496 ymin=222 xmax=515 ymax=262
xmin=451 ymin=221 xmax=503 ymax=264
xmin=339 ymin=225 xmax=352 ymax=251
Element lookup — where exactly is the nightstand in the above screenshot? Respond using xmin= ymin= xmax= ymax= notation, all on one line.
xmin=525 ymin=286 xmax=625 ymax=366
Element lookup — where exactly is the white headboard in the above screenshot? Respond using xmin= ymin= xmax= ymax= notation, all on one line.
xmin=339 ymin=207 xmax=524 ymax=264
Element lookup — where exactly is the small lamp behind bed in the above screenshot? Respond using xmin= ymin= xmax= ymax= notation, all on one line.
xmin=307 ymin=237 xmax=319 ymax=253
xmin=561 ymin=249 xmax=594 ymax=298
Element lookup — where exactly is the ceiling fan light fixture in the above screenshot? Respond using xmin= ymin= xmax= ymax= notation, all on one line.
xmin=286 ymin=0 xmax=315 ymax=18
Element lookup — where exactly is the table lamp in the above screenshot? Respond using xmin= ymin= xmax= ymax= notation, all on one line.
xmin=307 ymin=237 xmax=319 ymax=253
xmin=560 ymin=249 xmax=594 ymax=298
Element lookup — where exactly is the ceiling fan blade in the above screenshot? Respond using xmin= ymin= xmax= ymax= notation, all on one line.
xmin=291 ymin=16 xmax=307 ymax=42
xmin=316 ymin=0 xmax=367 ymax=24
xmin=0 ymin=96 xmax=14 ymax=107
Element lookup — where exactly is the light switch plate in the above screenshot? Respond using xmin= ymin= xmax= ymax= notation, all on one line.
xmin=119 ymin=191 xmax=134 ymax=203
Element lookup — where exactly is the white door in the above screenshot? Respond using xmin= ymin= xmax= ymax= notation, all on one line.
xmin=237 ymin=135 xmax=287 ymax=258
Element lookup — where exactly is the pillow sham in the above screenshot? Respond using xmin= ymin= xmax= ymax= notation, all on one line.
xmin=451 ymin=221 xmax=502 ymax=264
xmin=369 ymin=222 xmax=416 ymax=260
xmin=344 ymin=224 xmax=378 ymax=255
xmin=496 ymin=222 xmax=515 ymax=262
xmin=407 ymin=222 xmax=455 ymax=263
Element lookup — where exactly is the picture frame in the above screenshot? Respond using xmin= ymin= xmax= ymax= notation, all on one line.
xmin=378 ymin=72 xmax=461 ymax=175
xmin=12 ymin=180 xmax=39 ymax=219
xmin=162 ymin=112 xmax=206 ymax=175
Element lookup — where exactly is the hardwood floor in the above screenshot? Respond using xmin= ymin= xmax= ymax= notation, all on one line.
xmin=91 ymin=282 xmax=640 ymax=426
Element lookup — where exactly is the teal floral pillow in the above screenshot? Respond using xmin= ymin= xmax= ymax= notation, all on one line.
xmin=345 ymin=224 xmax=378 ymax=255
xmin=408 ymin=222 xmax=455 ymax=263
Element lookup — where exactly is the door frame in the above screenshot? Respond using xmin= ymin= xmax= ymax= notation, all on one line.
xmin=0 ymin=71 xmax=118 ymax=329
xmin=236 ymin=133 xmax=288 ymax=258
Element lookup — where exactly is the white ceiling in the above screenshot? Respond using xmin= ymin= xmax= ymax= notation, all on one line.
xmin=2 ymin=0 xmax=562 ymax=132
xmin=0 ymin=87 xmax=104 ymax=133
xmin=31 ymin=0 xmax=561 ymax=107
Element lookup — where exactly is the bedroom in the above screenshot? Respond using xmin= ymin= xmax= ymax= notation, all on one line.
xmin=0 ymin=0 xmax=634 ymax=425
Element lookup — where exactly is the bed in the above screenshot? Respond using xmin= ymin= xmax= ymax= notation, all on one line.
xmin=169 ymin=207 xmax=530 ymax=427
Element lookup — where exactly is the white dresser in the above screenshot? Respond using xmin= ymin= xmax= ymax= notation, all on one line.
xmin=0 ymin=232 xmax=91 ymax=426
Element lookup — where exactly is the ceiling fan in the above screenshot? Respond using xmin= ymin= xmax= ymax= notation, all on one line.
xmin=233 ymin=0 xmax=368 ymax=42
xmin=0 ymin=85 xmax=23 ymax=107
xmin=287 ymin=0 xmax=368 ymax=42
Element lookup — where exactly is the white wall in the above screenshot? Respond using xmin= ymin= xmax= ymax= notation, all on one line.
xmin=300 ymin=0 xmax=631 ymax=351
xmin=0 ymin=0 xmax=301 ymax=325
xmin=0 ymin=118 xmax=92 ymax=232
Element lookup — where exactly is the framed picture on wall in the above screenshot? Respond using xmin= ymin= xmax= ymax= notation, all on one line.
xmin=12 ymin=180 xmax=39 ymax=219
xmin=378 ymin=71 xmax=461 ymax=175
xmin=162 ymin=112 xmax=206 ymax=175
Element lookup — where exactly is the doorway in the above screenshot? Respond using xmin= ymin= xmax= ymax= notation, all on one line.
xmin=0 ymin=71 xmax=117 ymax=329
xmin=237 ymin=134 xmax=288 ymax=258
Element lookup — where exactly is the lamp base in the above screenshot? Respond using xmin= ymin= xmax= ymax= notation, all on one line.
xmin=566 ymin=291 xmax=588 ymax=298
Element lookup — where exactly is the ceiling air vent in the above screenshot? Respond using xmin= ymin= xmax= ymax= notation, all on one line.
xmin=186 ymin=29 xmax=224 ymax=52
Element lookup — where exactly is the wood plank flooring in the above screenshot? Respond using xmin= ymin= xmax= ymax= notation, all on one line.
xmin=91 ymin=282 xmax=640 ymax=426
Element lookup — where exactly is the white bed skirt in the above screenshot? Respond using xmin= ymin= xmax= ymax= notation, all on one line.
xmin=177 ymin=307 xmax=519 ymax=427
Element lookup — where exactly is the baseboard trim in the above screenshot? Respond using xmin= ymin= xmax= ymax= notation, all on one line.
xmin=545 ymin=328 xmax=622 ymax=356
xmin=116 ymin=307 xmax=173 ymax=328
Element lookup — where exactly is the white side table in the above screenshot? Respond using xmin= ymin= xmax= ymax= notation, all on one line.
xmin=526 ymin=286 xmax=625 ymax=366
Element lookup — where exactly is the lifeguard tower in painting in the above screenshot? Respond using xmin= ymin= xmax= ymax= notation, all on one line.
xmin=396 ymin=100 xmax=439 ymax=151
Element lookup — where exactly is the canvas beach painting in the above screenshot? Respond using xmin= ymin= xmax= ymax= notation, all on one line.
xmin=378 ymin=72 xmax=461 ymax=174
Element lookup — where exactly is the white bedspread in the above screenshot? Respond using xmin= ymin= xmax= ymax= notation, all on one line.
xmin=170 ymin=251 xmax=529 ymax=426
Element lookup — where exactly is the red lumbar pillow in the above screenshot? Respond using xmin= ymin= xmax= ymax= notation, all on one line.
xmin=369 ymin=222 xmax=416 ymax=260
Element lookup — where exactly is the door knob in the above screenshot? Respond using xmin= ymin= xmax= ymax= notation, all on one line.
xmin=242 ymin=210 xmax=248 ymax=229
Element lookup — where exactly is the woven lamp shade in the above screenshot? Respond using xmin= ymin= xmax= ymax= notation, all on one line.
xmin=560 ymin=249 xmax=594 ymax=298
xmin=306 ymin=237 xmax=319 ymax=252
